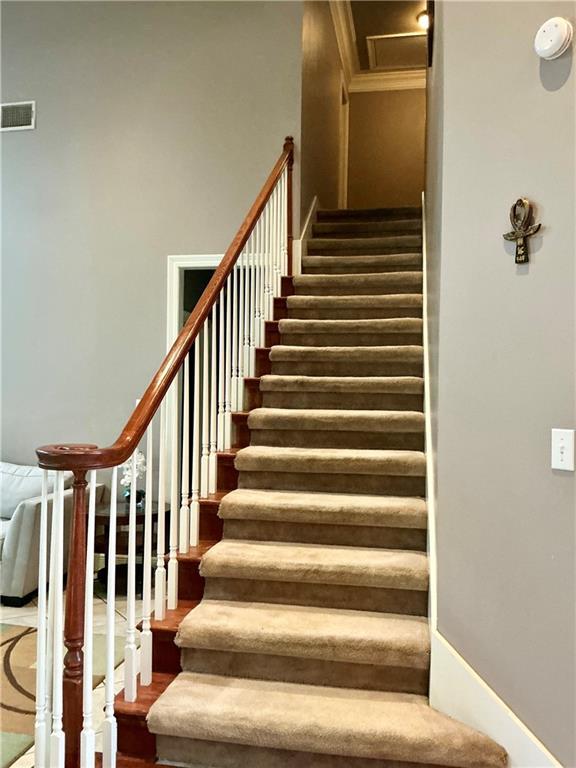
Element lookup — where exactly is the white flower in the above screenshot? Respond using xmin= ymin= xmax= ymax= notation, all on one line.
xmin=120 ymin=449 xmax=147 ymax=487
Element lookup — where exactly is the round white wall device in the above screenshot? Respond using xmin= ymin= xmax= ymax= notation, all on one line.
xmin=534 ymin=17 xmax=573 ymax=60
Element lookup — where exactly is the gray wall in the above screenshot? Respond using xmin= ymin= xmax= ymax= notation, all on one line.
xmin=300 ymin=0 xmax=342 ymax=220
xmin=426 ymin=2 xmax=575 ymax=763
xmin=1 ymin=1 xmax=302 ymax=464
xmin=348 ymin=89 xmax=425 ymax=209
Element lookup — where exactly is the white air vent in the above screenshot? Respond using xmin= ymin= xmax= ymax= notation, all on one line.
xmin=1 ymin=101 xmax=35 ymax=131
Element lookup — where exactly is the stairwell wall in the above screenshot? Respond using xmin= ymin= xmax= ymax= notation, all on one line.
xmin=1 ymin=1 xmax=303 ymax=464
xmin=300 ymin=0 xmax=343 ymax=222
xmin=425 ymin=2 xmax=575 ymax=764
xmin=348 ymin=89 xmax=426 ymax=209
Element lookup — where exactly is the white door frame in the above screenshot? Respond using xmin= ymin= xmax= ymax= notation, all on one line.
xmin=165 ymin=254 xmax=222 ymax=487
xmin=338 ymin=72 xmax=350 ymax=208
xmin=166 ymin=254 xmax=223 ymax=351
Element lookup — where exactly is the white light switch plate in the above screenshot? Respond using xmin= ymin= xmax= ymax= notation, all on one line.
xmin=551 ymin=429 xmax=575 ymax=471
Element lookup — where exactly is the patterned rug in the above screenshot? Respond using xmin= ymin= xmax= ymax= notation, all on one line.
xmin=0 ymin=614 xmax=126 ymax=767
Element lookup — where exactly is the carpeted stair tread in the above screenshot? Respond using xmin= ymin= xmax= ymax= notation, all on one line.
xmin=147 ymin=673 xmax=507 ymax=768
xmin=278 ymin=317 xmax=422 ymax=335
xmin=260 ymin=375 xmax=424 ymax=394
xmin=303 ymin=254 xmax=422 ymax=274
xmin=312 ymin=219 xmax=422 ymax=236
xmin=248 ymin=408 xmax=424 ymax=433
xmin=176 ymin=600 xmax=430 ymax=669
xmin=219 ymin=489 xmax=428 ymax=528
xmin=235 ymin=445 xmax=426 ymax=476
xmin=199 ymin=540 xmax=428 ymax=591
xmin=269 ymin=345 xmax=423 ymax=363
xmin=287 ymin=294 xmax=423 ymax=309
xmin=293 ymin=272 xmax=423 ymax=295
xmin=308 ymin=235 xmax=422 ymax=254
xmin=317 ymin=206 xmax=422 ymax=221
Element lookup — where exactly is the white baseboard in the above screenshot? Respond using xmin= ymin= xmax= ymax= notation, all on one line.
xmin=430 ymin=631 xmax=562 ymax=768
xmin=293 ymin=196 xmax=318 ymax=276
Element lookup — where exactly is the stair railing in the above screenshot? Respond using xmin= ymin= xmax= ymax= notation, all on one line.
xmin=34 ymin=137 xmax=294 ymax=768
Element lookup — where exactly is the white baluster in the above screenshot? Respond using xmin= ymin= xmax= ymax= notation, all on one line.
xmin=224 ymin=276 xmax=233 ymax=447
xmin=168 ymin=378 xmax=179 ymax=610
xmin=217 ymin=288 xmax=226 ymax=452
xmin=81 ymin=471 xmax=97 ymax=768
xmin=265 ymin=199 xmax=273 ymax=319
xmin=34 ymin=471 xmax=49 ymax=768
xmin=190 ymin=340 xmax=201 ymax=547
xmin=282 ymin=170 xmax=288 ymax=275
xmin=273 ymin=185 xmax=281 ymax=296
xmin=102 ymin=467 xmax=118 ymax=768
xmin=245 ymin=238 xmax=254 ymax=377
xmin=179 ymin=355 xmax=190 ymax=553
xmin=230 ymin=266 xmax=239 ymax=414
xmin=141 ymin=421 xmax=154 ymax=686
xmin=154 ymin=403 xmax=167 ymax=621
xmin=49 ymin=471 xmax=65 ymax=767
xmin=201 ymin=320 xmax=211 ymax=494
xmin=44 ymin=486 xmax=56 ymax=760
xmin=236 ymin=247 xmax=246 ymax=409
xmin=249 ymin=228 xmax=257 ymax=374
xmin=209 ymin=304 xmax=218 ymax=493
xmin=124 ymin=452 xmax=138 ymax=701
xmin=255 ymin=219 xmax=262 ymax=349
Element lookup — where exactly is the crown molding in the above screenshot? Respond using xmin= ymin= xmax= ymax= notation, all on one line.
xmin=329 ymin=0 xmax=360 ymax=85
xmin=349 ymin=69 xmax=427 ymax=93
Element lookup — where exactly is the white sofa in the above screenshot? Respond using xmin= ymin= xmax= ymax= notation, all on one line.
xmin=0 ymin=462 xmax=103 ymax=605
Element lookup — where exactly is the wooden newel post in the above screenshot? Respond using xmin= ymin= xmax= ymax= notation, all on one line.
xmin=63 ymin=470 xmax=87 ymax=768
xmin=283 ymin=135 xmax=294 ymax=276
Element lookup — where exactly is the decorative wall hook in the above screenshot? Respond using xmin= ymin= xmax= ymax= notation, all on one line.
xmin=503 ymin=198 xmax=541 ymax=264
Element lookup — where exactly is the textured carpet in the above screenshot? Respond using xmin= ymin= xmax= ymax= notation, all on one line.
xmin=148 ymin=208 xmax=507 ymax=767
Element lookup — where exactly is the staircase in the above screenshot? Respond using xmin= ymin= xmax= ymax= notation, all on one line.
xmin=126 ymin=208 xmax=508 ymax=767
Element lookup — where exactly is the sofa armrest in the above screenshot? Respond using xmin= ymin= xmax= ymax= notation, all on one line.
xmin=1 ymin=484 xmax=105 ymax=600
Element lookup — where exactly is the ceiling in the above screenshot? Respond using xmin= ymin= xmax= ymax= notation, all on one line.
xmin=350 ymin=1 xmax=428 ymax=72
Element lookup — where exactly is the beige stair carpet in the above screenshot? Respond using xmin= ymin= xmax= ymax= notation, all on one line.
xmin=148 ymin=208 xmax=507 ymax=767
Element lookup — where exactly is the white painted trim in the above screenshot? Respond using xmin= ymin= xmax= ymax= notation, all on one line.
xmin=166 ymin=254 xmax=222 ymax=351
xmin=338 ymin=73 xmax=350 ymax=209
xmin=430 ymin=631 xmax=563 ymax=768
xmin=294 ymin=196 xmax=318 ymax=277
xmin=421 ymin=192 xmax=438 ymax=632
xmin=165 ymin=254 xmax=222 ymax=490
xmin=350 ymin=69 xmax=426 ymax=93
xmin=329 ymin=0 xmax=359 ymax=86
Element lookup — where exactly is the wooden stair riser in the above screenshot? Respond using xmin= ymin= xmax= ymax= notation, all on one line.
xmin=199 ymin=498 xmax=224 ymax=540
xmin=265 ymin=320 xmax=281 ymax=347
xmin=232 ymin=412 xmax=250 ymax=449
xmin=255 ymin=347 xmax=272 ymax=377
xmin=114 ymin=673 xmax=174 ymax=760
xmin=281 ymin=275 xmax=294 ymax=296
xmin=217 ymin=451 xmax=239 ymax=490
xmin=244 ymin=377 xmax=263 ymax=410
xmin=273 ymin=296 xmax=288 ymax=320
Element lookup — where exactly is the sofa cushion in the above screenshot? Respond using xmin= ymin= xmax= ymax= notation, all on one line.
xmin=0 ymin=519 xmax=9 ymax=557
xmin=0 ymin=463 xmax=73 ymax=520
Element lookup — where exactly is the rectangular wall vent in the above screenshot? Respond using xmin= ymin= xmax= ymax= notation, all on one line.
xmin=1 ymin=101 xmax=36 ymax=131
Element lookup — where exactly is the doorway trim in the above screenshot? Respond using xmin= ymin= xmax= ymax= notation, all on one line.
xmin=338 ymin=73 xmax=350 ymax=209
xmin=165 ymin=254 xmax=222 ymax=481
xmin=166 ymin=254 xmax=223 ymax=351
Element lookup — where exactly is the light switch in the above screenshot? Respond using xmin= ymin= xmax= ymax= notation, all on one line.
xmin=551 ymin=429 xmax=575 ymax=471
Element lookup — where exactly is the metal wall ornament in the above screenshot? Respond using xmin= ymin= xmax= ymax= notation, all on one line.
xmin=503 ymin=198 xmax=542 ymax=264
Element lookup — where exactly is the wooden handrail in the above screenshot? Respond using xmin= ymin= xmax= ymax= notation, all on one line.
xmin=37 ymin=137 xmax=294 ymax=471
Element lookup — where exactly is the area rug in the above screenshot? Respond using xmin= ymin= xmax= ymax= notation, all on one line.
xmin=0 ymin=621 xmax=125 ymax=767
